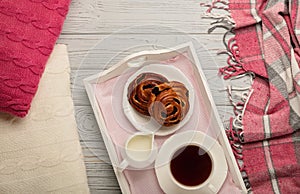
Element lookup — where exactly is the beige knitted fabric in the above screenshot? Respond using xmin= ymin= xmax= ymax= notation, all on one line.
xmin=0 ymin=45 xmax=89 ymax=193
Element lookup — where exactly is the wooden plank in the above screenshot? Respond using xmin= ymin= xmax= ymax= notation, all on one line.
xmin=76 ymin=104 xmax=120 ymax=193
xmin=63 ymin=0 xmax=227 ymax=34
xmin=87 ymin=189 xmax=121 ymax=194
xmin=58 ymin=34 xmax=227 ymax=53
xmin=75 ymin=105 xmax=104 ymax=141
xmin=57 ymin=34 xmax=229 ymax=70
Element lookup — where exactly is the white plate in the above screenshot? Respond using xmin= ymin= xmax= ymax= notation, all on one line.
xmin=155 ymin=131 xmax=228 ymax=194
xmin=122 ymin=64 xmax=195 ymax=136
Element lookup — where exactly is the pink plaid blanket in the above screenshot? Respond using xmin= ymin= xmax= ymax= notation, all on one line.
xmin=202 ymin=0 xmax=300 ymax=193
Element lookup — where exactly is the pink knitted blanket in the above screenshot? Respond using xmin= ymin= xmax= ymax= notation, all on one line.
xmin=0 ymin=0 xmax=71 ymax=117
xmin=202 ymin=0 xmax=300 ymax=193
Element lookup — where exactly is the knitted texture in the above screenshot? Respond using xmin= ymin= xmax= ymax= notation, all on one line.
xmin=0 ymin=0 xmax=71 ymax=117
xmin=203 ymin=0 xmax=300 ymax=193
xmin=0 ymin=45 xmax=89 ymax=193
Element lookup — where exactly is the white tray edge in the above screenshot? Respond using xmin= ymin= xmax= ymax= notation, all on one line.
xmin=83 ymin=42 xmax=247 ymax=194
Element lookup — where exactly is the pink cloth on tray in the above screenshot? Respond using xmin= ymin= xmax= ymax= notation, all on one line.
xmin=95 ymin=53 xmax=241 ymax=194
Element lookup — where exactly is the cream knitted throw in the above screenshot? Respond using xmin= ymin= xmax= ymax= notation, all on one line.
xmin=0 ymin=45 xmax=89 ymax=193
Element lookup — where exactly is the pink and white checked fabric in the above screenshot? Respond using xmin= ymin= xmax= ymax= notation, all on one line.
xmin=203 ymin=0 xmax=300 ymax=193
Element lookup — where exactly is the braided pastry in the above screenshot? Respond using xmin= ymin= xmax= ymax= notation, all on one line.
xmin=149 ymin=81 xmax=189 ymax=127
xmin=127 ymin=73 xmax=168 ymax=115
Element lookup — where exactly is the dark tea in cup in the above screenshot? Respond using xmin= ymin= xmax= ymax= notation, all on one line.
xmin=170 ymin=145 xmax=212 ymax=186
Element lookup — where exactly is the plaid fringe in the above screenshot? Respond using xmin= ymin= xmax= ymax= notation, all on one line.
xmin=226 ymin=81 xmax=254 ymax=192
xmin=201 ymin=2 xmax=253 ymax=192
xmin=203 ymin=0 xmax=300 ymax=193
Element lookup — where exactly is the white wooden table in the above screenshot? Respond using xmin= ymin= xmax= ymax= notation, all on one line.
xmin=57 ymin=1 xmax=236 ymax=193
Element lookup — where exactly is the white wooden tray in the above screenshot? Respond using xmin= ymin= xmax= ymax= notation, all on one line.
xmin=84 ymin=42 xmax=247 ymax=194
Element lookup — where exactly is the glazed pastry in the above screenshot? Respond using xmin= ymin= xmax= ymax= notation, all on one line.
xmin=149 ymin=81 xmax=189 ymax=126
xmin=128 ymin=73 xmax=168 ymax=115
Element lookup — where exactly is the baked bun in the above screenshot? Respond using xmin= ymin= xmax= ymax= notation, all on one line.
xmin=149 ymin=81 xmax=189 ymax=126
xmin=127 ymin=73 xmax=168 ymax=115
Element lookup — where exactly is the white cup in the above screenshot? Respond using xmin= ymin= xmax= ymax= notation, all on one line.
xmin=118 ymin=132 xmax=157 ymax=171
xmin=155 ymin=131 xmax=228 ymax=194
xmin=169 ymin=143 xmax=219 ymax=194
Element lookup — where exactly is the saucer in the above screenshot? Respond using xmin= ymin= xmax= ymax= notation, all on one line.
xmin=123 ymin=64 xmax=195 ymax=136
xmin=155 ymin=131 xmax=228 ymax=194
